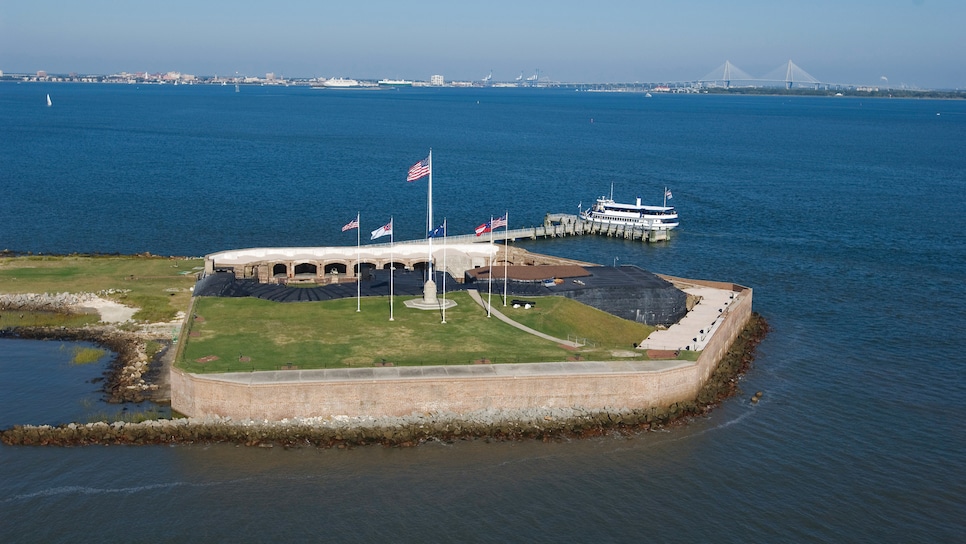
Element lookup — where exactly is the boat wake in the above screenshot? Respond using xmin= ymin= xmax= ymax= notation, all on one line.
xmin=3 ymin=478 xmax=254 ymax=503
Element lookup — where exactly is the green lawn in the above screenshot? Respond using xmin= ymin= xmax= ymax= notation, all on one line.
xmin=178 ymin=292 xmax=654 ymax=372
xmin=0 ymin=255 xmax=203 ymax=322
xmin=498 ymin=296 xmax=652 ymax=349
xmin=0 ymin=255 xmax=673 ymax=371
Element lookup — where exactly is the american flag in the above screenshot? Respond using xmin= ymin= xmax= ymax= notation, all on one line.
xmin=407 ymin=157 xmax=430 ymax=182
xmin=665 ymin=189 xmax=673 ymax=200
xmin=491 ymin=213 xmax=508 ymax=229
xmin=341 ymin=217 xmax=359 ymax=232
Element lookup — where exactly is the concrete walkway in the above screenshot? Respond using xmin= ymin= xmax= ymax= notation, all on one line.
xmin=638 ymin=286 xmax=740 ymax=352
xmin=191 ymin=358 xmax=693 ymax=385
xmin=465 ymin=289 xmax=582 ymax=348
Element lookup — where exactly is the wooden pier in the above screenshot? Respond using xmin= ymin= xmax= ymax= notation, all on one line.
xmin=399 ymin=214 xmax=671 ymax=246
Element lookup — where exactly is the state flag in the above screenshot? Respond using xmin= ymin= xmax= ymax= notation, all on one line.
xmin=427 ymin=223 xmax=446 ymax=238
xmin=370 ymin=220 xmax=393 ymax=240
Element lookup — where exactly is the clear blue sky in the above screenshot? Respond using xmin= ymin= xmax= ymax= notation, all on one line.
xmin=2 ymin=0 xmax=963 ymax=88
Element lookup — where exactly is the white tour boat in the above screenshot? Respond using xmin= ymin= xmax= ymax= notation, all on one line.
xmin=322 ymin=77 xmax=360 ymax=88
xmin=580 ymin=187 xmax=678 ymax=231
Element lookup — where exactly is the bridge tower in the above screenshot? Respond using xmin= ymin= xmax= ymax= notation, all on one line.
xmin=767 ymin=59 xmax=820 ymax=89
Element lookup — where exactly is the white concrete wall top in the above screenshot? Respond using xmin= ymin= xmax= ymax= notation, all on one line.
xmin=207 ymin=243 xmax=498 ymax=266
xmin=182 ymin=359 xmax=694 ymax=386
xmin=639 ymin=286 xmax=741 ymax=351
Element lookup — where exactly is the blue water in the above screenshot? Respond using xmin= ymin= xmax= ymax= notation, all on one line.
xmin=0 ymin=339 xmax=116 ymax=426
xmin=1 ymin=83 xmax=965 ymax=542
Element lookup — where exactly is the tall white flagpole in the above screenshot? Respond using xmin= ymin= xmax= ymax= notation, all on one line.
xmin=441 ymin=218 xmax=447 ymax=324
xmin=356 ymin=211 xmax=361 ymax=312
xmin=503 ymin=210 xmax=509 ymax=306
xmin=487 ymin=216 xmax=493 ymax=317
xmin=389 ymin=217 xmax=394 ymax=321
xmin=427 ymin=149 xmax=433 ymax=280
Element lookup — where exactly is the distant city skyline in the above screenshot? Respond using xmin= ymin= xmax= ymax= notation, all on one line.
xmin=1 ymin=0 xmax=963 ymax=89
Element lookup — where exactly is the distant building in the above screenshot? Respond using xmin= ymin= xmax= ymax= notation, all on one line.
xmin=37 ymin=70 xmax=47 ymax=78
xmin=266 ymin=72 xmax=275 ymax=81
xmin=430 ymin=74 xmax=444 ymax=86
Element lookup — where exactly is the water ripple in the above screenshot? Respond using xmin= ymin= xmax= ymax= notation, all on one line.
xmin=3 ymin=478 xmax=254 ymax=504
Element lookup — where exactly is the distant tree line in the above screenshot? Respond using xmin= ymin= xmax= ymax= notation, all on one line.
xmin=703 ymin=87 xmax=965 ymax=99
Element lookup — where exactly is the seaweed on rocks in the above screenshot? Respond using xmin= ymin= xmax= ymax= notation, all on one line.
xmin=0 ymin=326 xmax=153 ymax=403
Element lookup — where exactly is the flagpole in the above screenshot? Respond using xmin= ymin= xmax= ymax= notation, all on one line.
xmin=441 ymin=218 xmax=447 ymax=324
xmin=389 ymin=217 xmax=394 ymax=321
xmin=663 ymin=186 xmax=667 ymax=208
xmin=427 ymin=149 xmax=433 ymax=280
xmin=503 ymin=210 xmax=509 ymax=306
xmin=487 ymin=216 xmax=493 ymax=318
xmin=356 ymin=211 xmax=361 ymax=312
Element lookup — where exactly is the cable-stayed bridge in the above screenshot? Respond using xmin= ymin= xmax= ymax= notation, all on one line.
xmin=699 ymin=60 xmax=822 ymax=89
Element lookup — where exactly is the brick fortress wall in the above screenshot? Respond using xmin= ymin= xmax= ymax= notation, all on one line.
xmin=171 ymin=284 xmax=752 ymax=420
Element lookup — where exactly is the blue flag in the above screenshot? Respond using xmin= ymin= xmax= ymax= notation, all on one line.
xmin=427 ymin=223 xmax=446 ymax=238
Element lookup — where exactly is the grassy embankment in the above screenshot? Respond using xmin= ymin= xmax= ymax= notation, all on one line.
xmin=0 ymin=255 xmax=203 ymax=325
xmin=179 ymin=292 xmax=656 ymax=373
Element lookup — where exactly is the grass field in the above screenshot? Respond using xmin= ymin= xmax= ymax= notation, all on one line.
xmin=498 ymin=296 xmax=651 ymax=348
xmin=0 ymin=310 xmax=100 ymax=328
xmin=0 ymin=255 xmax=203 ymax=322
xmin=178 ymin=292 xmax=655 ymax=372
xmin=0 ymin=255 xmax=671 ymax=372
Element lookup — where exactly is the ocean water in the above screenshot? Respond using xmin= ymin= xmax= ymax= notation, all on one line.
xmin=1 ymin=83 xmax=965 ymax=542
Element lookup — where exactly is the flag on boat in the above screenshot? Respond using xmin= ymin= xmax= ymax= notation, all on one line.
xmin=427 ymin=223 xmax=446 ymax=238
xmin=665 ymin=189 xmax=673 ymax=200
xmin=341 ymin=217 xmax=359 ymax=232
xmin=407 ymin=156 xmax=430 ymax=182
xmin=371 ymin=220 xmax=393 ymax=240
xmin=474 ymin=220 xmax=491 ymax=237
xmin=491 ymin=213 xmax=508 ymax=229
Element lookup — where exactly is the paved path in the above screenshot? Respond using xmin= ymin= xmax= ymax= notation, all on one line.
xmin=465 ymin=289 xmax=582 ymax=348
xmin=638 ymin=286 xmax=740 ymax=351
xmin=193 ymin=358 xmax=693 ymax=385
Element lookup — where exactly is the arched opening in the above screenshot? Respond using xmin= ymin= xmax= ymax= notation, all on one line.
xmin=383 ymin=262 xmax=406 ymax=270
xmin=294 ymin=263 xmax=318 ymax=276
xmin=272 ymin=263 xmax=287 ymax=277
xmin=326 ymin=263 xmax=348 ymax=275
xmin=355 ymin=262 xmax=377 ymax=279
xmin=412 ymin=261 xmax=430 ymax=272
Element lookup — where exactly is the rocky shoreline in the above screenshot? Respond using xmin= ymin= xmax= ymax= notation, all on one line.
xmin=0 ymin=292 xmax=171 ymax=403
xmin=0 ymin=326 xmax=167 ymax=404
xmin=1 ymin=313 xmax=769 ymax=448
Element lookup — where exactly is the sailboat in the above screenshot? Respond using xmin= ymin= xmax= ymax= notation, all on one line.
xmin=46 ymin=94 xmax=52 ymax=107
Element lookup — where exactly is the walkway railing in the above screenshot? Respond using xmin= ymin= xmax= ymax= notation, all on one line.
xmin=392 ymin=214 xmax=671 ymax=246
